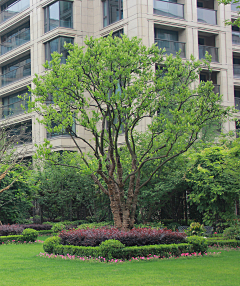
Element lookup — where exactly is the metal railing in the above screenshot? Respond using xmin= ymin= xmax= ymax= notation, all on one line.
xmin=0 ymin=28 xmax=30 ymax=56
xmin=155 ymin=38 xmax=185 ymax=57
xmin=232 ymin=31 xmax=240 ymax=45
xmin=1 ymin=62 xmax=31 ymax=87
xmin=0 ymin=0 xmax=30 ymax=24
xmin=153 ymin=0 xmax=184 ymax=19
xmin=197 ymin=7 xmax=217 ymax=25
xmin=234 ymin=64 xmax=240 ymax=77
xmin=213 ymin=84 xmax=220 ymax=94
xmin=232 ymin=3 xmax=239 ymax=11
xmin=199 ymin=45 xmax=218 ymax=62
xmin=235 ymin=97 xmax=240 ymax=111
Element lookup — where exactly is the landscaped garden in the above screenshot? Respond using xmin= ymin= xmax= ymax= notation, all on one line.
xmin=0 ymin=222 xmax=240 ymax=285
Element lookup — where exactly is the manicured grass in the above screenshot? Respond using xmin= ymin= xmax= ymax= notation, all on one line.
xmin=0 ymin=241 xmax=239 ymax=285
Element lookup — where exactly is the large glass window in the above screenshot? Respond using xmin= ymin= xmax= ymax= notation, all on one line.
xmin=2 ymin=89 xmax=30 ymax=118
xmin=44 ymin=1 xmax=73 ymax=33
xmin=102 ymin=0 xmax=123 ymax=28
xmin=1 ymin=55 xmax=31 ymax=87
xmin=45 ymin=36 xmax=74 ymax=64
xmin=6 ymin=120 xmax=32 ymax=144
xmin=1 ymin=21 xmax=30 ymax=55
xmin=47 ymin=119 xmax=76 ymax=138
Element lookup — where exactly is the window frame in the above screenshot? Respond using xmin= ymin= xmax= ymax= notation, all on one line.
xmin=102 ymin=0 xmax=123 ymax=28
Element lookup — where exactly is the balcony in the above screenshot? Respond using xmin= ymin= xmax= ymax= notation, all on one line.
xmin=233 ymin=64 xmax=240 ymax=78
xmin=235 ymin=97 xmax=240 ymax=111
xmin=155 ymin=38 xmax=185 ymax=57
xmin=153 ymin=0 xmax=184 ymax=19
xmin=232 ymin=3 xmax=239 ymax=11
xmin=0 ymin=28 xmax=30 ymax=56
xmin=1 ymin=62 xmax=31 ymax=87
xmin=197 ymin=7 xmax=217 ymax=25
xmin=232 ymin=31 xmax=240 ymax=45
xmin=0 ymin=0 xmax=30 ymax=24
xmin=213 ymin=84 xmax=220 ymax=94
xmin=199 ymin=45 xmax=218 ymax=62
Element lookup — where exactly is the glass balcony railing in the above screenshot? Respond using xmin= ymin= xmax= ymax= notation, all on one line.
xmin=235 ymin=97 xmax=240 ymax=111
xmin=197 ymin=7 xmax=217 ymax=25
xmin=199 ymin=45 xmax=218 ymax=62
xmin=232 ymin=3 xmax=239 ymax=11
xmin=155 ymin=38 xmax=185 ymax=57
xmin=213 ymin=84 xmax=220 ymax=94
xmin=1 ymin=62 xmax=31 ymax=87
xmin=0 ymin=29 xmax=30 ymax=55
xmin=0 ymin=0 xmax=30 ymax=24
xmin=153 ymin=0 xmax=184 ymax=19
xmin=234 ymin=64 xmax=240 ymax=78
xmin=232 ymin=31 xmax=240 ymax=45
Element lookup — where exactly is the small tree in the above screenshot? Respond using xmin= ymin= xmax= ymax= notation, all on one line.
xmin=0 ymin=118 xmax=32 ymax=194
xmin=30 ymin=35 xmax=231 ymax=230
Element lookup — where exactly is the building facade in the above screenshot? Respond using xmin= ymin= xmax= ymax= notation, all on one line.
xmin=0 ymin=0 xmax=238 ymax=155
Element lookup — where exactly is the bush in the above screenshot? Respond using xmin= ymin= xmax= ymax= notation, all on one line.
xmin=22 ymin=228 xmax=38 ymax=242
xmin=77 ymin=222 xmax=113 ymax=230
xmin=51 ymin=242 xmax=192 ymax=260
xmin=223 ymin=225 xmax=240 ymax=239
xmin=186 ymin=236 xmax=208 ymax=253
xmin=51 ymin=223 xmax=66 ymax=233
xmin=59 ymin=227 xmax=186 ymax=247
xmin=207 ymin=239 xmax=240 ymax=247
xmin=43 ymin=236 xmax=61 ymax=254
xmin=98 ymin=239 xmax=125 ymax=260
xmin=185 ymin=222 xmax=206 ymax=236
xmin=0 ymin=225 xmax=24 ymax=236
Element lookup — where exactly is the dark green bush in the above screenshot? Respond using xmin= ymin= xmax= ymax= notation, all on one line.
xmin=51 ymin=223 xmax=66 ymax=233
xmin=0 ymin=235 xmax=24 ymax=243
xmin=37 ymin=230 xmax=53 ymax=235
xmin=54 ymin=245 xmax=98 ymax=257
xmin=207 ymin=239 xmax=240 ymax=247
xmin=43 ymin=236 xmax=61 ymax=253
xmin=98 ymin=239 xmax=125 ymax=260
xmin=22 ymin=228 xmax=38 ymax=242
xmin=223 ymin=225 xmax=240 ymax=239
xmin=186 ymin=236 xmax=208 ymax=253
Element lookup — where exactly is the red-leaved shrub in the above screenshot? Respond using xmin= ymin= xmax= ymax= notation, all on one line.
xmin=59 ymin=227 xmax=186 ymax=247
xmin=0 ymin=224 xmax=52 ymax=236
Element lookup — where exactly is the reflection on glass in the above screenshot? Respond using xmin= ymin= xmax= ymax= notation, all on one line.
xmin=197 ymin=8 xmax=217 ymax=25
xmin=0 ymin=0 xmax=30 ymax=23
xmin=153 ymin=0 xmax=184 ymax=19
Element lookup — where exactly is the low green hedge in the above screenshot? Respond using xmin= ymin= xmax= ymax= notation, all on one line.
xmin=0 ymin=229 xmax=38 ymax=243
xmin=207 ymin=240 xmax=240 ymax=247
xmin=37 ymin=230 xmax=53 ymax=235
xmin=46 ymin=237 xmax=193 ymax=260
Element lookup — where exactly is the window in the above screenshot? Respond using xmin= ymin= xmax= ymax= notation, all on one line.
xmin=47 ymin=119 xmax=76 ymax=138
xmin=102 ymin=0 xmax=123 ymax=28
xmin=6 ymin=120 xmax=32 ymax=144
xmin=44 ymin=1 xmax=73 ymax=33
xmin=1 ymin=55 xmax=31 ymax=87
xmin=112 ymin=29 xmax=123 ymax=38
xmin=45 ymin=37 xmax=74 ymax=64
xmin=1 ymin=22 xmax=30 ymax=55
xmin=2 ymin=89 xmax=30 ymax=118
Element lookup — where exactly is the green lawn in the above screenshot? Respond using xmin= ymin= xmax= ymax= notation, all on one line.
xmin=0 ymin=240 xmax=239 ymax=286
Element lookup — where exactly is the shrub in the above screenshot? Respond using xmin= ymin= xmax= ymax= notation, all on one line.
xmin=77 ymin=222 xmax=113 ymax=230
xmin=0 ymin=225 xmax=24 ymax=236
xmin=51 ymin=242 xmax=192 ymax=260
xmin=98 ymin=239 xmax=125 ymax=260
xmin=43 ymin=236 xmax=61 ymax=254
xmin=186 ymin=236 xmax=208 ymax=253
xmin=22 ymin=228 xmax=38 ymax=242
xmin=59 ymin=227 xmax=186 ymax=247
xmin=51 ymin=223 xmax=66 ymax=233
xmin=207 ymin=239 xmax=240 ymax=247
xmin=223 ymin=225 xmax=240 ymax=239
xmin=185 ymin=222 xmax=206 ymax=236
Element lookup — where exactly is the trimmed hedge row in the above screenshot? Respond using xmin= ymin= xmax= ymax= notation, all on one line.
xmin=0 ymin=224 xmax=52 ymax=236
xmin=52 ymin=242 xmax=193 ymax=260
xmin=207 ymin=240 xmax=240 ymax=247
xmin=0 ymin=229 xmax=38 ymax=243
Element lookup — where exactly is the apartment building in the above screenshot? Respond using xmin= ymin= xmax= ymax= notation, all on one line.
xmin=0 ymin=0 xmax=238 ymax=156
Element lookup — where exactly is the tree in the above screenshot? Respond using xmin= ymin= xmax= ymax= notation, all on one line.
xmin=186 ymin=144 xmax=240 ymax=230
xmin=30 ymin=35 xmax=231 ymax=230
xmin=0 ymin=118 xmax=32 ymax=195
